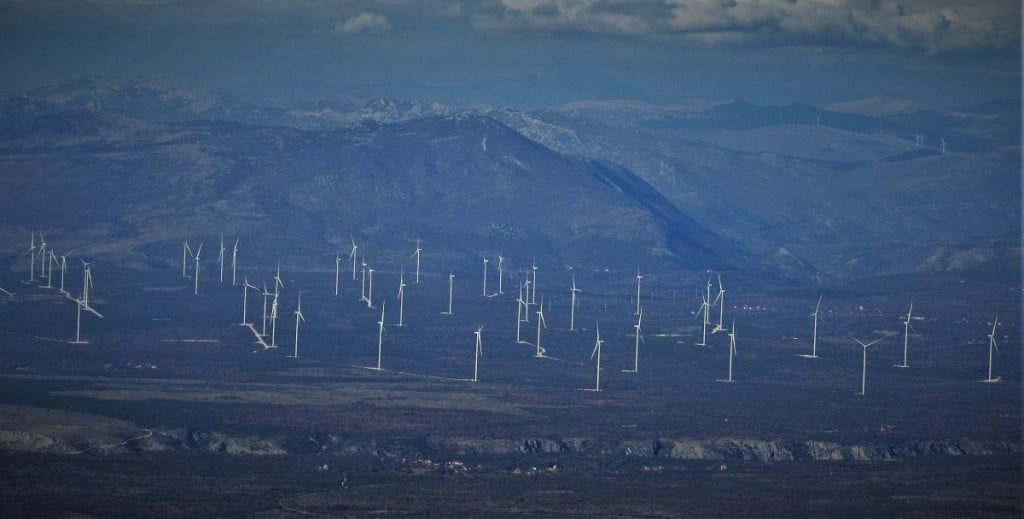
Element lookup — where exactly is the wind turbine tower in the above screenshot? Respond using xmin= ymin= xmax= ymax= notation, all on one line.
xmin=260 ymin=283 xmax=270 ymax=337
xmin=291 ymin=292 xmax=305 ymax=358
xmin=895 ymin=302 xmax=913 ymax=368
xmin=218 ymin=235 xmax=226 ymax=283
xmin=712 ymin=274 xmax=726 ymax=333
xmin=516 ymin=282 xmax=526 ymax=344
xmin=799 ymin=295 xmax=823 ymax=359
xmin=588 ymin=323 xmax=603 ymax=392
xmin=694 ymin=289 xmax=710 ymax=347
xmin=569 ymin=272 xmax=581 ymax=331
xmin=530 ymin=261 xmax=538 ymax=305
xmin=181 ymin=240 xmax=192 ymax=278
xmin=984 ymin=316 xmax=1001 ymax=382
xmin=412 ymin=239 xmax=422 ymax=284
xmin=28 ymin=231 xmax=37 ymax=282
xmin=37 ymin=233 xmax=47 ymax=284
xmin=270 ymin=292 xmax=279 ymax=348
xmin=193 ymin=243 xmax=203 ymax=296
xmin=57 ymin=254 xmax=68 ymax=294
xmin=396 ymin=268 xmax=407 ymax=326
xmin=231 ymin=239 xmax=239 ymax=285
xmin=240 ymin=278 xmax=258 ymax=325
xmin=854 ymin=336 xmax=885 ymax=395
xmin=442 ymin=272 xmax=454 ymax=315
xmin=718 ymin=321 xmax=738 ymax=383
xmin=373 ymin=300 xmax=387 ymax=370
xmin=472 ymin=325 xmax=484 ymax=382
xmin=482 ymin=257 xmax=489 ymax=297
xmin=349 ymin=237 xmax=359 ymax=280
xmin=496 ymin=255 xmax=504 ymax=294
xmin=626 ymin=306 xmax=644 ymax=373
xmin=635 ymin=270 xmax=643 ymax=316
xmin=535 ymin=299 xmax=547 ymax=358
xmin=367 ymin=267 xmax=375 ymax=308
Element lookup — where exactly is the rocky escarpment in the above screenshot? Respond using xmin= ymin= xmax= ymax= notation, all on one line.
xmin=1 ymin=426 xmax=1017 ymax=463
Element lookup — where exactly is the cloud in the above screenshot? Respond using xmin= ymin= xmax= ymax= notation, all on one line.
xmin=334 ymin=11 xmax=393 ymax=34
xmin=470 ymin=0 xmax=1020 ymax=53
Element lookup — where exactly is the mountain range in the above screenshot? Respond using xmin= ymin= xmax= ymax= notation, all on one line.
xmin=0 ymin=75 xmax=1018 ymax=286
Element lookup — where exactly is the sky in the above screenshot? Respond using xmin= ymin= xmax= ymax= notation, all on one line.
xmin=0 ymin=0 xmax=1020 ymax=109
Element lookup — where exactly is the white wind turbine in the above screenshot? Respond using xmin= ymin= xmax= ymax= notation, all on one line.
xmin=27 ymin=231 xmax=37 ymax=282
xmin=522 ymin=274 xmax=532 ymax=323
xmin=442 ymin=272 xmax=454 ymax=315
xmin=569 ymin=272 xmax=581 ymax=332
xmin=395 ymin=268 xmax=406 ymax=326
xmin=218 ymin=235 xmax=226 ymax=283
xmin=372 ymin=300 xmax=387 ymax=370
xmin=799 ymin=295 xmax=823 ymax=359
xmin=854 ymin=336 xmax=885 ymax=396
xmin=983 ymin=316 xmax=1001 ymax=383
xmin=45 ymin=251 xmax=57 ymax=289
xmin=231 ymin=239 xmax=239 ymax=286
xmin=530 ymin=261 xmax=538 ymax=305
xmin=349 ymin=236 xmax=359 ymax=280
xmin=360 ymin=260 xmax=368 ymax=303
xmin=273 ymin=263 xmax=283 ymax=298
xmin=694 ymin=288 xmax=710 ymax=347
xmin=181 ymin=240 xmax=192 ymax=278
xmin=412 ymin=239 xmax=422 ymax=284
xmin=334 ymin=252 xmax=341 ymax=296
xmin=37 ymin=233 xmax=47 ymax=284
xmin=496 ymin=255 xmax=504 ymax=294
xmin=472 ymin=325 xmax=484 ymax=382
xmin=269 ymin=291 xmax=279 ymax=348
xmin=366 ymin=267 xmax=375 ymax=308
xmin=240 ymin=278 xmax=258 ymax=325
xmin=57 ymin=254 xmax=68 ymax=294
xmin=625 ymin=306 xmax=644 ymax=373
xmin=192 ymin=243 xmax=203 ymax=296
xmin=515 ymin=281 xmax=527 ymax=344
xmin=260 ymin=283 xmax=270 ymax=337
xmin=940 ymin=138 xmax=947 ymax=154
xmin=71 ymin=262 xmax=100 ymax=345
xmin=895 ymin=302 xmax=913 ymax=368
xmin=291 ymin=291 xmax=305 ymax=359
xmin=481 ymin=257 xmax=489 ymax=297
xmin=587 ymin=322 xmax=603 ymax=392
xmin=718 ymin=320 xmax=738 ymax=383
xmin=711 ymin=274 xmax=726 ymax=333
xmin=634 ymin=270 xmax=643 ymax=316
xmin=534 ymin=299 xmax=547 ymax=358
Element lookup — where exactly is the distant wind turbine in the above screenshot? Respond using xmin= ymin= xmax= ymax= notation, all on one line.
xmin=718 ymin=321 xmax=738 ymax=383
xmin=27 ymin=231 xmax=37 ymax=282
xmin=240 ymin=278 xmax=258 ymax=326
xmin=587 ymin=322 xmax=603 ymax=392
xmin=367 ymin=267 xmax=375 ymax=308
xmin=269 ymin=292 xmax=279 ymax=348
xmin=535 ymin=299 xmax=547 ymax=358
xmin=231 ymin=239 xmax=239 ymax=286
xmin=260 ymin=283 xmax=270 ymax=337
xmin=412 ymin=239 xmax=422 ymax=284
xmin=798 ymin=295 xmax=823 ymax=359
xmin=496 ymin=255 xmax=504 ymax=294
xmin=569 ymin=272 xmax=581 ymax=332
xmin=625 ymin=306 xmax=644 ymax=373
xmin=983 ymin=316 xmax=1001 ymax=383
xmin=711 ymin=274 xmax=726 ymax=333
xmin=442 ymin=272 xmax=454 ymax=315
xmin=181 ymin=240 xmax=192 ymax=278
xmin=57 ymin=254 xmax=68 ymax=294
xmin=635 ymin=270 xmax=643 ymax=316
xmin=694 ymin=287 xmax=710 ymax=347
xmin=360 ymin=260 xmax=368 ymax=303
xmin=192 ymin=243 xmax=203 ymax=296
xmin=530 ymin=261 xmax=538 ymax=305
xmin=218 ymin=235 xmax=226 ymax=283
xmin=395 ymin=268 xmax=406 ymax=326
xmin=349 ymin=236 xmax=359 ymax=280
xmin=372 ymin=300 xmax=387 ymax=370
xmin=37 ymin=233 xmax=47 ymax=284
xmin=472 ymin=325 xmax=484 ymax=382
xmin=481 ymin=257 xmax=489 ymax=297
xmin=45 ymin=251 xmax=57 ymax=289
xmin=291 ymin=291 xmax=305 ymax=359
xmin=516 ymin=281 xmax=527 ymax=344
xmin=895 ymin=302 xmax=913 ymax=368
xmin=334 ymin=252 xmax=341 ymax=296
xmin=854 ymin=336 xmax=885 ymax=396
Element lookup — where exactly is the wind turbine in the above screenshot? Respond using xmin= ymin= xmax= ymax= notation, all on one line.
xmin=412 ymin=239 xmax=422 ymax=284
xmin=587 ymin=322 xmax=603 ymax=392
xmin=291 ymin=291 xmax=305 ymax=359
xmin=530 ymin=261 xmax=538 ymax=305
xmin=260 ymin=283 xmax=270 ymax=337
xmin=515 ymin=281 xmax=527 ymax=344
xmin=349 ymin=236 xmax=359 ymax=280
xmin=366 ymin=267 xmax=375 ymax=308
xmin=496 ymin=255 xmax=504 ymax=294
xmin=914 ymin=131 xmax=924 ymax=147
xmin=635 ymin=270 xmax=642 ymax=316
xmin=895 ymin=302 xmax=913 ymax=368
xmin=372 ymin=300 xmax=386 ymax=370
xmin=57 ymin=254 xmax=68 ymax=294
xmin=569 ymin=272 xmax=581 ymax=331
xmin=273 ymin=263 xmax=283 ymax=298
xmin=940 ymin=138 xmax=947 ymax=154
xmin=395 ymin=268 xmax=407 ymax=326
xmin=472 ymin=325 xmax=484 ymax=382
xmin=231 ymin=239 xmax=239 ymax=285
xmin=853 ymin=336 xmax=885 ymax=396
xmin=27 ymin=231 xmax=37 ymax=282
xmin=983 ymin=316 xmax=1001 ymax=383
xmin=269 ymin=292 xmax=279 ymax=348
xmin=711 ymin=274 xmax=726 ymax=333
xmin=218 ymin=235 xmax=226 ymax=283
xmin=799 ymin=295 xmax=823 ymax=359
xmin=481 ymin=257 xmax=489 ymax=297
xmin=240 ymin=278 xmax=258 ymax=325
xmin=522 ymin=274 xmax=532 ymax=323
xmin=535 ymin=299 xmax=547 ymax=358
xmin=718 ymin=321 xmax=738 ymax=383
xmin=192 ymin=243 xmax=203 ymax=296
xmin=37 ymin=233 xmax=47 ymax=283
xmin=334 ymin=252 xmax=341 ymax=296
xmin=181 ymin=240 xmax=192 ymax=278
xmin=442 ymin=272 xmax=454 ymax=315
xmin=625 ymin=306 xmax=644 ymax=373
xmin=45 ymin=251 xmax=57 ymax=289
xmin=360 ymin=260 xmax=368 ymax=303
xmin=79 ymin=260 xmax=94 ymax=308
xmin=694 ymin=289 xmax=709 ymax=347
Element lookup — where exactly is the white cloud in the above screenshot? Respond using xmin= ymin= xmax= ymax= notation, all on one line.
xmin=334 ymin=11 xmax=393 ymax=34
xmin=470 ymin=0 xmax=1020 ymax=53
